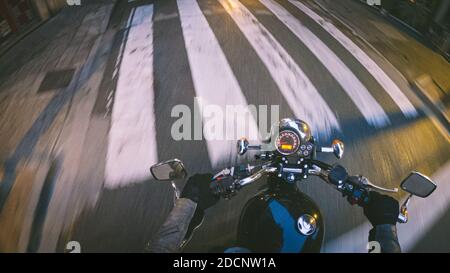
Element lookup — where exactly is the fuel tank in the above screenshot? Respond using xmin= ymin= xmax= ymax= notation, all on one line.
xmin=236 ymin=189 xmax=324 ymax=253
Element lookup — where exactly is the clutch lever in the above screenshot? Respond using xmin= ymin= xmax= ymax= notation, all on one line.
xmin=236 ymin=165 xmax=277 ymax=187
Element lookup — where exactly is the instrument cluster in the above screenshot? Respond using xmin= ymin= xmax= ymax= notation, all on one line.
xmin=275 ymin=129 xmax=314 ymax=157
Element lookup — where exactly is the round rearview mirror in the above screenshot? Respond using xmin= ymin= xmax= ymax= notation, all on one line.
xmin=332 ymin=139 xmax=344 ymax=159
xmin=150 ymin=159 xmax=187 ymax=181
xmin=237 ymin=137 xmax=249 ymax=155
xmin=400 ymin=172 xmax=437 ymax=198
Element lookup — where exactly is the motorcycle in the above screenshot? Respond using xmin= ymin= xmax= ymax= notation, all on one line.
xmin=150 ymin=118 xmax=437 ymax=253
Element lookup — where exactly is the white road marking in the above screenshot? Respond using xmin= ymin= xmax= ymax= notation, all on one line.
xmin=105 ymin=5 xmax=157 ymax=188
xmin=289 ymin=0 xmax=417 ymax=118
xmin=177 ymin=0 xmax=260 ymax=168
xmin=108 ymin=8 xmax=135 ymax=117
xmin=218 ymin=0 xmax=340 ymax=139
xmin=261 ymin=0 xmax=389 ymax=127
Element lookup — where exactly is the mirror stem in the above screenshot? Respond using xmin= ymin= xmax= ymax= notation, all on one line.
xmin=248 ymin=145 xmax=262 ymax=150
xmin=402 ymin=193 xmax=413 ymax=208
xmin=172 ymin=181 xmax=180 ymax=200
xmin=398 ymin=194 xmax=413 ymax=224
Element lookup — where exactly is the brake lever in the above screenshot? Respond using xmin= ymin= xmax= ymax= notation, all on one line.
xmin=358 ymin=176 xmax=398 ymax=193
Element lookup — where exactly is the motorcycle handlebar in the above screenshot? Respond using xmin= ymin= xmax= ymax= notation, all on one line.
xmin=225 ymin=160 xmax=404 ymax=222
xmin=233 ymin=160 xmax=370 ymax=206
xmin=234 ymin=160 xmax=332 ymax=187
xmin=236 ymin=166 xmax=277 ymax=187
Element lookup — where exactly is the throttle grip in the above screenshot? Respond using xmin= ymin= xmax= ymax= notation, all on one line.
xmin=343 ymin=176 xmax=370 ymax=206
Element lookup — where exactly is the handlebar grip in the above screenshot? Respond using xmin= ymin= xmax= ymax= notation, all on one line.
xmin=342 ymin=176 xmax=370 ymax=206
xmin=346 ymin=186 xmax=370 ymax=206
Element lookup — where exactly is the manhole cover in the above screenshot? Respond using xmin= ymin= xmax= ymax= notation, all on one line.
xmin=38 ymin=68 xmax=76 ymax=93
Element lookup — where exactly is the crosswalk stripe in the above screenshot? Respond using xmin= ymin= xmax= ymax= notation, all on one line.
xmin=260 ymin=0 xmax=390 ymax=128
xmin=289 ymin=0 xmax=418 ymax=118
xmin=152 ymin=0 xmax=213 ymax=174
xmin=104 ymin=4 xmax=157 ymax=188
xmin=177 ymin=0 xmax=260 ymax=168
xmin=217 ymin=0 xmax=340 ymax=139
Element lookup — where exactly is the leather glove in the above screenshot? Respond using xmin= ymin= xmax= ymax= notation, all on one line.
xmin=363 ymin=191 xmax=399 ymax=227
xmin=209 ymin=167 xmax=239 ymax=198
xmin=181 ymin=173 xmax=218 ymax=211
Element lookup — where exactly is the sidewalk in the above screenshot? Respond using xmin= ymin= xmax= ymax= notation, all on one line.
xmin=0 ymin=18 xmax=45 ymax=58
xmin=315 ymin=0 xmax=450 ymax=133
xmin=332 ymin=0 xmax=450 ymax=91
xmin=0 ymin=0 xmax=119 ymax=252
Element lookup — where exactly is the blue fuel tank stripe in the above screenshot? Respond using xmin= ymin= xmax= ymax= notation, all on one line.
xmin=268 ymin=199 xmax=307 ymax=253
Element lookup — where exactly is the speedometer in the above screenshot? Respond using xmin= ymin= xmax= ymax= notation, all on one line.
xmin=275 ymin=130 xmax=300 ymax=155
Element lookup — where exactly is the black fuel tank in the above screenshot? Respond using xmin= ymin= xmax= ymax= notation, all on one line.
xmin=236 ymin=190 xmax=324 ymax=253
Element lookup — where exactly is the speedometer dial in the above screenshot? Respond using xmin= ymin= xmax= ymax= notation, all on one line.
xmin=275 ymin=130 xmax=300 ymax=155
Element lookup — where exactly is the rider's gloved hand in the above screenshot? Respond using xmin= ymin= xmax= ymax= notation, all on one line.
xmin=363 ymin=191 xmax=399 ymax=227
xmin=210 ymin=176 xmax=235 ymax=197
xmin=181 ymin=173 xmax=218 ymax=211
xmin=209 ymin=168 xmax=238 ymax=198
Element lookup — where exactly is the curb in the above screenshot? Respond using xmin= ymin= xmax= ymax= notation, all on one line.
xmin=0 ymin=0 xmax=119 ymax=59
xmin=353 ymin=0 xmax=448 ymax=61
xmin=0 ymin=20 xmax=47 ymax=59
xmin=411 ymin=74 xmax=450 ymax=134
xmin=414 ymin=74 xmax=449 ymax=121
xmin=0 ymin=159 xmax=51 ymax=252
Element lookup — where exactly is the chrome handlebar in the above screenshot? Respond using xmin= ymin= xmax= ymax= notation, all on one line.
xmin=233 ymin=161 xmax=398 ymax=195
xmin=236 ymin=166 xmax=277 ymax=187
xmin=234 ymin=161 xmax=332 ymax=188
xmin=231 ymin=160 xmax=406 ymax=223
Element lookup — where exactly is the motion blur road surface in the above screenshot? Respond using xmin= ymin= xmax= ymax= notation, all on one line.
xmin=0 ymin=0 xmax=449 ymax=253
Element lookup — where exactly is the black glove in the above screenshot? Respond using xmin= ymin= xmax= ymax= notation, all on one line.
xmin=181 ymin=173 xmax=218 ymax=211
xmin=363 ymin=191 xmax=399 ymax=227
xmin=209 ymin=172 xmax=237 ymax=198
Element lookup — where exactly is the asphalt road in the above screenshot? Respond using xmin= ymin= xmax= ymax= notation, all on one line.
xmin=0 ymin=0 xmax=449 ymax=253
